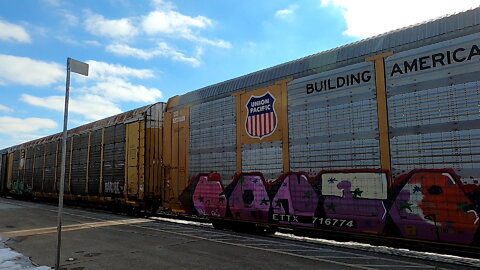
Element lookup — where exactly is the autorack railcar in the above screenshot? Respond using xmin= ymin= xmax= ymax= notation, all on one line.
xmin=0 ymin=103 xmax=165 ymax=213
xmin=2 ymin=8 xmax=480 ymax=247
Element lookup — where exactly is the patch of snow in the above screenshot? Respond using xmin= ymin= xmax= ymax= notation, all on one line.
xmin=276 ymin=232 xmax=480 ymax=268
xmin=151 ymin=216 xmax=213 ymax=228
xmin=0 ymin=237 xmax=51 ymax=270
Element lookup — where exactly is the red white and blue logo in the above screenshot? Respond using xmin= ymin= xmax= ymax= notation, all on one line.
xmin=245 ymin=92 xmax=277 ymax=139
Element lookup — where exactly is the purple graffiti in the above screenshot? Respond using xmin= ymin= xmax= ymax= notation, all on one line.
xmin=272 ymin=174 xmax=319 ymax=227
xmin=228 ymin=174 xmax=270 ymax=222
xmin=323 ymin=180 xmax=386 ymax=233
xmin=192 ymin=175 xmax=227 ymax=217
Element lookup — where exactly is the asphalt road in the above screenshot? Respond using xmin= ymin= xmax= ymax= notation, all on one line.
xmin=0 ymin=197 xmax=477 ymax=270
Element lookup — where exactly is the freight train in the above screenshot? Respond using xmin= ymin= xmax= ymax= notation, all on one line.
xmin=1 ymin=8 xmax=480 ymax=248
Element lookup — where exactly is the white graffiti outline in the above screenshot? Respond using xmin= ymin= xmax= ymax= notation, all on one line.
xmin=381 ymin=202 xmax=387 ymax=220
xmin=467 ymin=210 xmax=479 ymax=224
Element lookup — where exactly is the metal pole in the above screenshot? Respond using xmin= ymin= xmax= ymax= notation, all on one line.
xmin=56 ymin=58 xmax=71 ymax=270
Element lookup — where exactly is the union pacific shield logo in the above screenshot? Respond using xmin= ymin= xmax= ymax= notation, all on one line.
xmin=245 ymin=92 xmax=277 ymax=139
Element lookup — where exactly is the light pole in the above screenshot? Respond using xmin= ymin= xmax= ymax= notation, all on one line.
xmin=56 ymin=57 xmax=89 ymax=270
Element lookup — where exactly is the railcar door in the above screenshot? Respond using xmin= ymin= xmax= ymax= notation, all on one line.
xmin=162 ymin=107 xmax=189 ymax=211
xmin=126 ymin=122 xmax=145 ymax=201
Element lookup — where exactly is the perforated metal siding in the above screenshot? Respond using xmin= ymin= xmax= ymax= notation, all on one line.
xmin=241 ymin=141 xmax=283 ymax=182
xmin=386 ymin=32 xmax=480 ymax=183
xmin=288 ymin=62 xmax=380 ymax=174
xmin=189 ymin=96 xmax=236 ymax=185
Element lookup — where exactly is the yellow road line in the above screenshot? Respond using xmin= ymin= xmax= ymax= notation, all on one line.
xmin=1 ymin=219 xmax=151 ymax=237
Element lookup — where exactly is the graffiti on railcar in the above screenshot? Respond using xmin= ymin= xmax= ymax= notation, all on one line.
xmin=226 ymin=173 xmax=271 ymax=222
xmin=11 ymin=180 xmax=30 ymax=195
xmin=104 ymin=180 xmax=122 ymax=194
xmin=389 ymin=170 xmax=479 ymax=244
xmin=180 ymin=168 xmax=480 ymax=244
xmin=270 ymin=173 xmax=319 ymax=227
xmin=319 ymin=171 xmax=388 ymax=234
xmin=192 ymin=174 xmax=227 ymax=217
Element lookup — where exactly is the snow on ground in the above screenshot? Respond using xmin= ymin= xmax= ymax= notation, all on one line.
xmin=152 ymin=216 xmax=480 ymax=268
xmin=0 ymin=237 xmax=50 ymax=270
xmin=276 ymin=232 xmax=480 ymax=268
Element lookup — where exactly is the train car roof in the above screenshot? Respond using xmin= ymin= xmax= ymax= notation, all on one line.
xmin=172 ymin=7 xmax=480 ymax=109
xmin=7 ymin=102 xmax=165 ymax=151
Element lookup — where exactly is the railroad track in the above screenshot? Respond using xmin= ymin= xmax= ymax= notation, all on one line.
xmin=152 ymin=210 xmax=480 ymax=261
xmin=3 ymin=197 xmax=480 ymax=268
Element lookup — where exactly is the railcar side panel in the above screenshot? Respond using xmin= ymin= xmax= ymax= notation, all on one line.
xmin=179 ymin=33 xmax=480 ymax=244
xmin=235 ymin=81 xmax=290 ymax=182
xmin=386 ymin=32 xmax=480 ymax=184
xmin=71 ymin=132 xmax=89 ymax=195
xmin=88 ymin=129 xmax=102 ymax=195
xmin=384 ymin=32 xmax=480 ymax=243
xmin=287 ymin=62 xmax=380 ymax=176
xmin=189 ymin=96 xmax=236 ymax=187
xmin=0 ymin=152 xmax=6 ymax=193
xmin=43 ymin=141 xmax=57 ymax=193
xmin=7 ymin=153 xmax=13 ymax=191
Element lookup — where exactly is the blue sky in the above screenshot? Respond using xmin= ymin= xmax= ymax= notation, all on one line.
xmin=0 ymin=0 xmax=479 ymax=149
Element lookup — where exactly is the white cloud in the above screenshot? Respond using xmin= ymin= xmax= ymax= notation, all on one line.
xmin=142 ymin=10 xmax=212 ymax=37
xmin=61 ymin=11 xmax=79 ymax=26
xmin=82 ymin=0 xmax=231 ymax=65
xmin=17 ymin=60 xmax=163 ymax=120
xmin=151 ymin=0 xmax=176 ymax=10
xmin=321 ymin=0 xmax=480 ymax=38
xmin=21 ymin=94 xmax=122 ymax=121
xmin=141 ymin=7 xmax=231 ymax=48
xmin=87 ymin=60 xmax=155 ymax=79
xmin=0 ymin=116 xmax=57 ymax=134
xmin=0 ymin=54 xmax=64 ymax=86
xmin=88 ymin=77 xmax=163 ymax=103
xmin=275 ymin=4 xmax=299 ymax=20
xmin=0 ymin=20 xmax=31 ymax=43
xmin=84 ymin=13 xmax=138 ymax=39
xmin=84 ymin=40 xmax=101 ymax=46
xmin=106 ymin=43 xmax=154 ymax=60
xmin=42 ymin=0 xmax=60 ymax=6
xmin=106 ymin=43 xmax=201 ymax=66
xmin=0 ymin=104 xmax=13 ymax=113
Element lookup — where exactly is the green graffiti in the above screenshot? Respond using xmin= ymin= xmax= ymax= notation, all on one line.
xmin=352 ymin=188 xmax=363 ymax=198
xmin=399 ymin=201 xmax=413 ymax=212
xmin=303 ymin=191 xmax=312 ymax=199
xmin=12 ymin=181 xmax=29 ymax=195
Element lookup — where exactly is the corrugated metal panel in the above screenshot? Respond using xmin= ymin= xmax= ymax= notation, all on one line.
xmin=174 ymin=8 xmax=480 ymax=109
xmin=103 ymin=124 xmax=126 ymax=196
xmin=32 ymin=145 xmax=44 ymax=192
xmin=145 ymin=103 xmax=165 ymax=128
xmin=386 ymin=32 xmax=480 ymax=184
xmin=288 ymin=62 xmax=380 ymax=174
xmin=88 ymin=129 xmax=102 ymax=195
xmin=71 ymin=132 xmax=88 ymax=195
xmin=241 ymin=141 xmax=283 ymax=182
xmin=43 ymin=141 xmax=56 ymax=193
xmin=189 ymin=96 xmax=236 ymax=185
